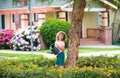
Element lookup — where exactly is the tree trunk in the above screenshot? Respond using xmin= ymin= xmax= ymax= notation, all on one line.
xmin=66 ymin=0 xmax=86 ymax=67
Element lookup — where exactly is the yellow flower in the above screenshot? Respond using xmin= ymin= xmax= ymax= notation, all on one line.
xmin=46 ymin=70 xmax=50 ymax=75
xmin=107 ymin=73 xmax=111 ymax=77
xmin=105 ymin=61 xmax=108 ymax=64
xmin=112 ymin=62 xmax=114 ymax=64
xmin=84 ymin=61 xmax=87 ymax=64
xmin=58 ymin=69 xmax=62 ymax=78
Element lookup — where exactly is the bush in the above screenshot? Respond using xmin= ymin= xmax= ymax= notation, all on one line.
xmin=39 ymin=19 xmax=70 ymax=48
xmin=0 ymin=29 xmax=14 ymax=49
xmin=10 ymin=26 xmax=41 ymax=51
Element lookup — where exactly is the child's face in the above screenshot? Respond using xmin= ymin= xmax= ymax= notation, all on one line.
xmin=58 ymin=33 xmax=64 ymax=41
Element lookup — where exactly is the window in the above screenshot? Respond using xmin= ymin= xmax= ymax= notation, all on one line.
xmin=34 ymin=13 xmax=38 ymax=22
xmin=1 ymin=15 xmax=5 ymax=29
xmin=98 ymin=12 xmax=102 ymax=27
xmin=12 ymin=14 xmax=19 ymax=23
xmin=57 ymin=11 xmax=68 ymax=21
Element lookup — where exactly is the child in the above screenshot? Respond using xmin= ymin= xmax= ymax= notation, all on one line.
xmin=55 ymin=31 xmax=66 ymax=69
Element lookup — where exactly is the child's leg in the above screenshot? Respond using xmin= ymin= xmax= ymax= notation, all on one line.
xmin=55 ymin=64 xmax=58 ymax=68
xmin=59 ymin=66 xmax=64 ymax=69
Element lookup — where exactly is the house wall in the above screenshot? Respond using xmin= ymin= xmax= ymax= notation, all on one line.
xmin=11 ymin=22 xmax=16 ymax=31
xmin=68 ymin=12 xmax=72 ymax=22
xmin=68 ymin=12 xmax=98 ymax=38
xmin=109 ymin=10 xmax=115 ymax=27
xmin=83 ymin=12 xmax=98 ymax=38
xmin=6 ymin=14 xmax=11 ymax=29
xmin=46 ymin=12 xmax=54 ymax=19
xmin=108 ymin=9 xmax=120 ymax=42
xmin=11 ymin=15 xmax=16 ymax=31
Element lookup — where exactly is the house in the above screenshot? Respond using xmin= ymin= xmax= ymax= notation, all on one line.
xmin=0 ymin=0 xmax=117 ymax=46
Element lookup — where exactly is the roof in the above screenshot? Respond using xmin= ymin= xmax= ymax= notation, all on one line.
xmin=0 ymin=0 xmax=117 ymax=14
xmin=0 ymin=0 xmax=67 ymax=10
xmin=100 ymin=0 xmax=117 ymax=9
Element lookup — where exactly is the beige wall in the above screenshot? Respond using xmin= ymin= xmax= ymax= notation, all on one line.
xmin=109 ymin=10 xmax=115 ymax=28
xmin=6 ymin=14 xmax=11 ymax=29
xmin=68 ymin=12 xmax=98 ymax=38
xmin=109 ymin=10 xmax=119 ymax=37
xmin=6 ymin=14 xmax=16 ymax=31
xmin=68 ymin=12 xmax=72 ymax=23
xmin=46 ymin=12 xmax=54 ymax=19
xmin=4 ymin=11 xmax=103 ymax=36
xmin=83 ymin=12 xmax=98 ymax=38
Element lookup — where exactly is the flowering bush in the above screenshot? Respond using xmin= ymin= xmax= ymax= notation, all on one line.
xmin=0 ymin=29 xmax=14 ymax=49
xmin=10 ymin=26 xmax=41 ymax=51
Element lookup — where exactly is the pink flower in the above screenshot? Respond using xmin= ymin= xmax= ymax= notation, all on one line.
xmin=0 ymin=29 xmax=14 ymax=49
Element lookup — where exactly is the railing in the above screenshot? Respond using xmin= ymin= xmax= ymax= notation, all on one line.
xmin=87 ymin=28 xmax=100 ymax=39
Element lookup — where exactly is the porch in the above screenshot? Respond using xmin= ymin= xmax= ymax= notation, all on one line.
xmin=80 ymin=28 xmax=112 ymax=46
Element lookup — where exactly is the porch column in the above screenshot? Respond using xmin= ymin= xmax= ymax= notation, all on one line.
xmin=99 ymin=29 xmax=112 ymax=45
xmin=105 ymin=29 xmax=112 ymax=45
xmin=102 ymin=11 xmax=109 ymax=27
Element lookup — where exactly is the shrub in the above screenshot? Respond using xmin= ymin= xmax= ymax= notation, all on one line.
xmin=10 ymin=26 xmax=41 ymax=51
xmin=39 ymin=19 xmax=70 ymax=48
xmin=0 ymin=29 xmax=14 ymax=49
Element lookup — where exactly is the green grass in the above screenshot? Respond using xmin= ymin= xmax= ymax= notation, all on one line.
xmin=0 ymin=53 xmax=43 ymax=59
xmin=79 ymin=47 xmax=120 ymax=52
xmin=0 ymin=47 xmax=120 ymax=59
xmin=39 ymin=47 xmax=120 ymax=53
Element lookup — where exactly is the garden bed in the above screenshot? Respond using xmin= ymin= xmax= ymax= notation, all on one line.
xmin=0 ymin=55 xmax=120 ymax=78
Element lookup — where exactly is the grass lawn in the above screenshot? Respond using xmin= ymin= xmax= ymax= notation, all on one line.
xmin=40 ymin=47 xmax=120 ymax=53
xmin=0 ymin=53 xmax=43 ymax=59
xmin=0 ymin=47 xmax=120 ymax=59
xmin=79 ymin=47 xmax=120 ymax=52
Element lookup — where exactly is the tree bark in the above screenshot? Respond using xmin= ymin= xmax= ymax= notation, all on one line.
xmin=66 ymin=0 xmax=86 ymax=67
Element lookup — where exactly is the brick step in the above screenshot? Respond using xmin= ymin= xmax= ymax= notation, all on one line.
xmin=80 ymin=38 xmax=99 ymax=41
xmin=80 ymin=38 xmax=105 ymax=46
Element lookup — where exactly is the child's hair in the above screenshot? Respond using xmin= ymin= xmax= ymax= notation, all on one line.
xmin=56 ymin=31 xmax=66 ymax=42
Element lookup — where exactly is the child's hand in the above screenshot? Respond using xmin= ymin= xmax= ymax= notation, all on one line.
xmin=56 ymin=44 xmax=64 ymax=52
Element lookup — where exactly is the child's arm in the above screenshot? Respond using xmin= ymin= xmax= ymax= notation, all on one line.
xmin=56 ymin=45 xmax=65 ymax=52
